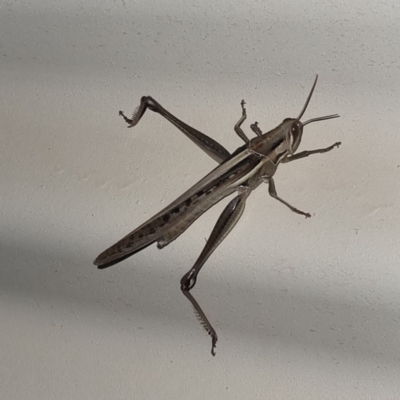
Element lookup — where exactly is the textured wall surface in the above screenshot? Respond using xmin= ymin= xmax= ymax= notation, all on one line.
xmin=2 ymin=0 xmax=400 ymax=398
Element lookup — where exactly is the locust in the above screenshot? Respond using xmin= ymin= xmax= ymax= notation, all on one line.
xmin=94 ymin=75 xmax=341 ymax=356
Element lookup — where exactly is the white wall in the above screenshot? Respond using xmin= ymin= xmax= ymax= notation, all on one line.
xmin=2 ymin=1 xmax=400 ymax=398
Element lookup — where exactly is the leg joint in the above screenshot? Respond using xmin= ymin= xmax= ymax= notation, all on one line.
xmin=180 ymin=270 xmax=197 ymax=291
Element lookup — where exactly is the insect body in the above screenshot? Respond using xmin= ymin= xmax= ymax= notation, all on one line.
xmin=94 ymin=76 xmax=341 ymax=356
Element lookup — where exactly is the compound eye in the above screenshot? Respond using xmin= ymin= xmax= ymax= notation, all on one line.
xmin=290 ymin=123 xmax=300 ymax=143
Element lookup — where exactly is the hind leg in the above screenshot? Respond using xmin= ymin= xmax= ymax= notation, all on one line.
xmin=120 ymin=96 xmax=231 ymax=164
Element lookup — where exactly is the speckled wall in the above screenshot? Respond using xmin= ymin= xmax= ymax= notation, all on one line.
xmin=2 ymin=1 xmax=400 ymax=398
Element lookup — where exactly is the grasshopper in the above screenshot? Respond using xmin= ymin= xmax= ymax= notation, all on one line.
xmin=94 ymin=75 xmax=340 ymax=356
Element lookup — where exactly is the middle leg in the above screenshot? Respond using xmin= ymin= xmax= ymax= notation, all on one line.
xmin=234 ymin=100 xmax=251 ymax=143
xmin=264 ymin=177 xmax=311 ymax=218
